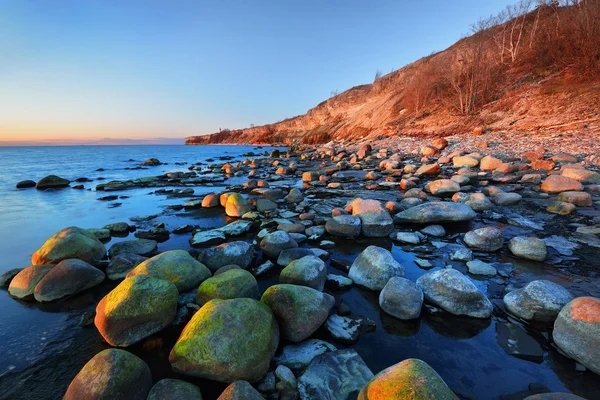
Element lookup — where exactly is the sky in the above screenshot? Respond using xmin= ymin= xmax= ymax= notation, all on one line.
xmin=0 ymin=0 xmax=515 ymax=144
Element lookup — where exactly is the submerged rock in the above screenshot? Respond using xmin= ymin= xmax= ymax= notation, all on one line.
xmin=417 ymin=268 xmax=493 ymax=318
xmin=379 ymin=277 xmax=424 ymax=320
xmin=170 ymin=298 xmax=279 ymax=382
xmin=358 ymin=358 xmax=458 ymax=400
xmin=34 ymin=259 xmax=105 ymax=302
xmin=348 ymin=246 xmax=405 ymax=291
xmin=32 ymin=226 xmax=106 ymax=265
xmin=503 ymin=280 xmax=573 ymax=322
xmin=95 ymin=275 xmax=178 ymax=346
xmin=64 ymin=349 xmax=152 ymax=400
xmin=394 ymin=202 xmax=476 ymax=224
xmin=508 ymin=236 xmax=547 ymax=261
xmin=36 ymin=175 xmax=71 ymax=190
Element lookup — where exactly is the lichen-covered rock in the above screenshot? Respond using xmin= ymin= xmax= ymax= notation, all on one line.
xmin=297 ymin=349 xmax=373 ymax=400
xmin=358 ymin=358 xmax=458 ymax=400
xmin=394 ymin=202 xmax=476 ymax=224
xmin=8 ymin=264 xmax=55 ymax=300
xmin=170 ymin=298 xmax=279 ymax=382
xmin=199 ymin=241 xmax=255 ymax=272
xmin=553 ymin=297 xmax=600 ymax=375
xmin=261 ymin=284 xmax=334 ymax=342
xmin=325 ymin=215 xmax=362 ymax=237
xmin=31 ymin=226 xmax=106 ymax=265
xmin=147 ymin=379 xmax=203 ymax=400
xmin=108 ymin=239 xmax=157 ymax=258
xmin=95 ymin=275 xmax=178 ymax=346
xmin=217 ymin=381 xmax=265 ymax=400
xmin=348 ymin=246 xmax=405 ymax=291
xmin=196 ymin=268 xmax=259 ymax=305
xmin=64 ymin=349 xmax=152 ymax=400
xmin=379 ymin=277 xmax=423 ymax=320
xmin=416 ymin=268 xmax=493 ymax=318
xmin=464 ymin=227 xmax=504 ymax=252
xmin=34 ymin=259 xmax=105 ymax=302
xmin=226 ymin=193 xmax=252 ymax=217
xmin=503 ymin=280 xmax=573 ymax=322
xmin=280 ymin=255 xmax=327 ymax=291
xmin=260 ymin=231 xmax=298 ymax=258
xmin=346 ymin=199 xmax=393 ymax=237
xmin=508 ymin=236 xmax=547 ymax=261
xmin=127 ymin=250 xmax=211 ymax=292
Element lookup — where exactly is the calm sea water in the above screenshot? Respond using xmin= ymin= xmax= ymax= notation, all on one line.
xmin=0 ymin=145 xmax=598 ymax=400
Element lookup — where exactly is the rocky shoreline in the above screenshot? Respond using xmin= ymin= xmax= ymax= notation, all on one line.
xmin=2 ymin=134 xmax=600 ymax=399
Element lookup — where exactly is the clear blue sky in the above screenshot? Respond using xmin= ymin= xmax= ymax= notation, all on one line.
xmin=0 ymin=0 xmax=514 ymax=142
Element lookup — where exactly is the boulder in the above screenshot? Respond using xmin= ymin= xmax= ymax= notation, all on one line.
xmin=466 ymin=259 xmax=496 ymax=276
xmin=416 ymin=268 xmax=493 ymax=318
xmin=325 ymin=215 xmax=361 ymax=237
xmin=170 ymin=298 xmax=279 ymax=382
xmin=553 ymin=297 xmax=600 ymax=375
xmin=464 ymin=227 xmax=504 ymax=252
xmin=480 ymin=156 xmax=503 ymax=171
xmin=106 ymin=253 xmax=147 ymax=280
xmin=64 ymin=349 xmax=152 ymax=400
xmin=104 ymin=222 xmax=131 ymax=235
xmin=494 ymin=192 xmax=522 ymax=206
xmin=261 ymin=284 xmax=334 ymax=342
xmin=297 ymin=349 xmax=373 ymax=400
xmin=32 ymin=226 xmax=106 ymax=265
xmin=8 ymin=264 xmax=55 ymax=300
xmin=541 ymin=175 xmax=583 ymax=193
xmin=189 ymin=230 xmax=226 ymax=247
xmin=348 ymin=246 xmax=405 ymax=291
xmin=34 ymin=259 xmax=105 ymax=302
xmin=202 ymin=193 xmax=220 ymax=208
xmin=503 ymin=280 xmax=573 ymax=322
xmin=346 ymin=199 xmax=394 ymax=237
xmin=199 ymin=241 xmax=255 ymax=272
xmin=358 ymin=358 xmax=458 ymax=400
xmin=562 ymin=167 xmax=600 ymax=183
xmin=379 ymin=277 xmax=423 ymax=320
xmin=275 ymin=339 xmax=337 ymax=371
xmin=260 ymin=231 xmax=298 ymax=258
xmin=508 ymin=236 xmax=547 ymax=261
xmin=95 ymin=275 xmax=178 ymax=346
xmin=36 ymin=175 xmax=70 ymax=190
xmin=196 ymin=269 xmax=259 ymax=305
xmin=453 ymin=156 xmax=479 ymax=168
xmin=217 ymin=381 xmax=265 ymax=400
xmin=394 ymin=202 xmax=476 ymax=224
xmin=127 ymin=250 xmax=211 ymax=292
xmin=108 ymin=239 xmax=157 ymax=258
xmin=280 ymin=255 xmax=327 ymax=291
xmin=557 ymin=191 xmax=592 ymax=207
xmin=547 ymin=201 xmax=576 ymax=215
xmin=226 ymin=193 xmax=251 ymax=217
xmin=425 ymin=179 xmax=460 ymax=197
xmin=286 ymin=188 xmax=304 ymax=203
xmin=16 ymin=179 xmax=36 ymax=189
xmin=0 ymin=268 xmax=23 ymax=288
xmin=277 ymin=248 xmax=320 ymax=267
xmin=147 ymin=379 xmax=203 ymax=400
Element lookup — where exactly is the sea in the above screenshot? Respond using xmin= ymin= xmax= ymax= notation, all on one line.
xmin=0 ymin=145 xmax=598 ymax=400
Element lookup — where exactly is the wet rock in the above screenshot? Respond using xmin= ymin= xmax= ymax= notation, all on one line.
xmin=496 ymin=322 xmax=543 ymax=363
xmin=394 ymin=202 xmax=476 ymax=224
xmin=358 ymin=358 xmax=458 ymax=400
xmin=218 ymin=381 xmax=265 ymax=400
xmin=141 ymin=158 xmax=161 ymax=166
xmin=260 ymin=230 xmax=298 ymax=258
xmin=127 ymin=250 xmax=211 ymax=292
xmin=455 ymin=192 xmax=494 ymax=211
xmin=417 ymin=268 xmax=493 ymax=318
xmin=87 ymin=228 xmax=111 ymax=242
xmin=464 ymin=227 xmax=504 ymax=252
xmin=348 ymin=245 xmax=405 ymax=291
xmin=0 ymin=268 xmax=23 ymax=288
xmin=196 ymin=268 xmax=259 ymax=305
xmin=32 ymin=226 xmax=106 ymax=265
xmin=199 ymin=241 xmax=255 ymax=272
xmin=557 ymin=191 xmax=592 ymax=207
xmin=16 ymin=179 xmax=36 ymax=189
xmin=252 ymin=260 xmax=275 ymax=276
xmin=415 ymin=163 xmax=440 ymax=175
xmin=503 ymin=280 xmax=573 ymax=322
xmin=106 ymin=253 xmax=148 ymax=280
xmin=189 ymin=230 xmax=226 ymax=247
xmin=325 ymin=314 xmax=369 ymax=343
xmin=95 ymin=275 xmax=178 ymax=346
xmin=202 ymin=193 xmax=220 ymax=208
xmin=395 ymin=232 xmax=422 ymax=244
xmin=34 ymin=259 xmax=105 ymax=302
xmin=64 ymin=349 xmax=152 ymax=400
xmin=480 ymin=156 xmax=503 ymax=171
xmin=325 ymin=215 xmax=361 ymax=237
xmin=217 ymin=220 xmax=254 ymax=236
xmin=297 ymin=349 xmax=373 ymax=400
xmin=170 ymin=298 xmax=279 ymax=382
xmin=425 ymin=179 xmax=460 ymax=197
xmin=134 ymin=227 xmax=170 ymax=242
xmin=109 ymin=239 xmax=157 ymax=258
xmin=36 ymin=175 xmax=71 ymax=190
xmin=346 ymin=198 xmax=394 ymax=237
xmin=453 ymin=155 xmax=479 ymax=168
xmin=421 ymin=224 xmax=446 ymax=237
xmin=494 ymin=192 xmax=522 ymax=206
xmin=104 ymin=222 xmax=131 ymax=235
xmin=147 ymin=379 xmax=203 ymax=400
xmin=8 ymin=264 xmax=55 ymax=300
xmin=261 ymin=284 xmax=334 ymax=342
xmin=466 ymin=259 xmax=496 ymax=276
xmin=547 ymin=201 xmax=576 ymax=215
xmin=379 ymin=277 xmax=423 ymax=320
xmin=326 ymin=274 xmax=353 ymax=290
xmin=275 ymin=339 xmax=337 ymax=371
xmin=450 ymin=247 xmax=473 ymax=261
xmin=508 ymin=236 xmax=547 ymax=261
xmin=562 ymin=167 xmax=600 ymax=183
xmin=286 ymin=188 xmax=304 ymax=203
xmin=275 ymin=364 xmax=298 ymax=400
xmin=226 ymin=193 xmax=252 ymax=217
xmin=280 ymin=255 xmax=327 ymax=291
xmin=540 ymin=175 xmax=583 ymax=193
xmin=277 ymin=248 xmax=318 ymax=267
xmin=553 ymin=297 xmax=600 ymax=375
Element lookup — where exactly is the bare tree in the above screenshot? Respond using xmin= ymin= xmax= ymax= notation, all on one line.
xmin=374 ymin=69 xmax=383 ymax=82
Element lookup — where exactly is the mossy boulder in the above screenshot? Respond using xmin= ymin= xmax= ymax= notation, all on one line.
xmin=34 ymin=259 xmax=105 ymax=302
xmin=279 ymin=255 xmax=327 ymax=291
xmin=196 ymin=269 xmax=259 ymax=305
xmin=127 ymin=250 xmax=211 ymax=292
xmin=31 ymin=226 xmax=106 ymax=265
xmin=169 ymin=298 xmax=279 ymax=383
xmin=36 ymin=174 xmax=70 ymax=190
xmin=261 ymin=284 xmax=334 ymax=342
xmin=358 ymin=358 xmax=458 ymax=400
xmin=147 ymin=379 xmax=203 ymax=400
xmin=8 ymin=264 xmax=55 ymax=300
xmin=95 ymin=275 xmax=178 ymax=346
xmin=64 ymin=349 xmax=152 ymax=400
